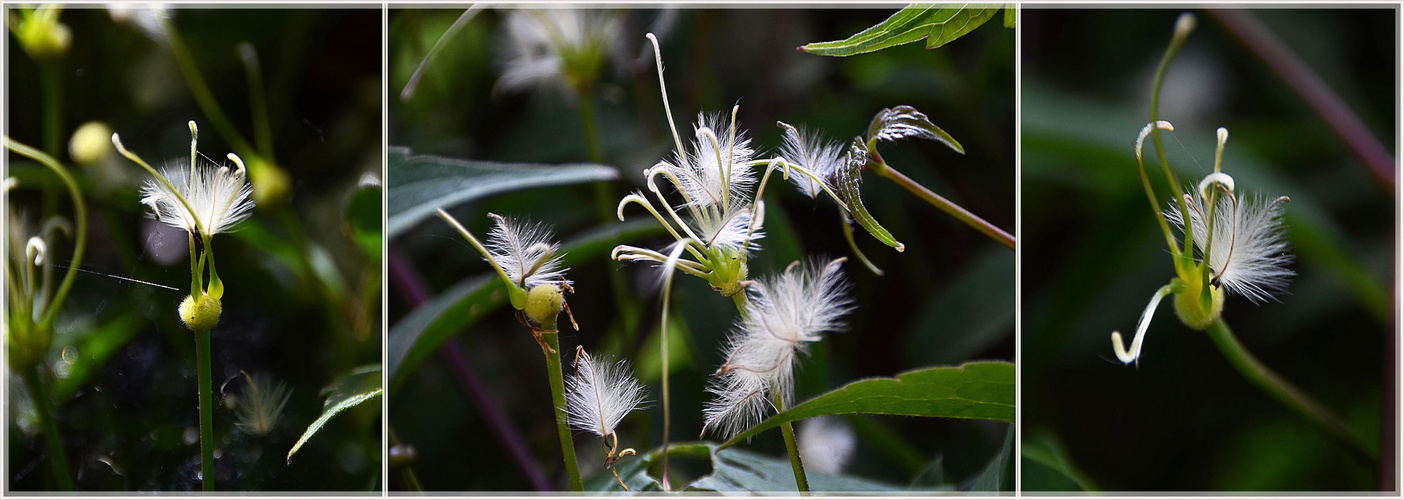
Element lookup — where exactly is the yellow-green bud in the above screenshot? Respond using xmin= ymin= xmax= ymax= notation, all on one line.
xmin=69 ymin=121 xmax=113 ymax=165
xmin=1174 ymin=284 xmax=1223 ymax=331
xmin=524 ymin=283 xmax=564 ymax=327
xmin=179 ymin=294 xmax=222 ymax=332
xmin=17 ymin=16 xmax=71 ymax=59
xmin=246 ymin=157 xmax=292 ymax=207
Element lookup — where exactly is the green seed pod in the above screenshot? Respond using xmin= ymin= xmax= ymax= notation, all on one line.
xmin=524 ymin=283 xmax=564 ymax=327
xmin=179 ymin=294 xmax=223 ymax=332
xmin=1173 ymin=283 xmax=1223 ymax=331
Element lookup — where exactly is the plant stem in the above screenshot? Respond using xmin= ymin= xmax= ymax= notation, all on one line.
xmin=24 ymin=366 xmax=74 ymax=491
xmin=1149 ymin=14 xmax=1194 ymax=258
xmin=542 ymin=327 xmax=583 ymax=491
xmin=163 ymin=20 xmax=259 ymax=163
xmin=870 ymin=162 xmax=1014 ymax=250
xmin=1204 ymin=319 xmax=1376 ymax=465
xmin=387 ymin=426 xmax=423 ymax=491
xmin=40 ymin=60 xmax=62 ymax=157
xmin=4 ymin=138 xmax=87 ymax=329
xmin=773 ymin=394 xmax=810 ymax=493
xmin=1209 ymin=9 xmax=1394 ymax=192
xmin=196 ymin=329 xmax=215 ymax=491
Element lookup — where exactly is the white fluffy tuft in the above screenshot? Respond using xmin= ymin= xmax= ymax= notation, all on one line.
xmin=778 ymin=126 xmax=843 ymax=199
xmin=702 ymin=258 xmax=854 ymax=439
xmin=565 ymin=350 xmax=649 ymax=438
xmin=140 ymin=156 xmax=254 ymax=237
xmin=484 ymin=213 xmax=569 ymax=289
xmin=1166 ymin=188 xmax=1293 ymax=303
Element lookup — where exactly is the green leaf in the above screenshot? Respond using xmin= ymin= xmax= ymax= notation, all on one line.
xmin=800 ymin=5 xmax=1001 ymax=57
xmin=387 ymin=220 xmax=664 ymax=391
xmin=690 ymin=446 xmax=899 ymax=493
xmin=962 ymin=425 xmax=1013 ymax=491
xmin=288 ymin=364 xmax=383 ymax=464
xmin=1003 ymin=4 xmax=1015 ymax=28
xmin=720 ymin=362 xmax=1013 ymax=447
xmin=866 ymin=105 xmax=964 ymax=154
xmin=580 ymin=446 xmax=669 ymax=493
xmin=1021 ymin=430 xmax=1100 ymax=492
xmin=346 ymin=178 xmax=383 ymax=261
xmin=834 ymin=138 xmax=904 ymax=251
xmin=584 ymin=442 xmax=897 ymax=493
xmin=386 ymin=146 xmax=618 ymax=238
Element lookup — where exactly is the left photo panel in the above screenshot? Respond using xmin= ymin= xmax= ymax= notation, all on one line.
xmin=4 ymin=6 xmax=384 ymax=492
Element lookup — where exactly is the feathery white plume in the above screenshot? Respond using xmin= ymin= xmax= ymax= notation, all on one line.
xmin=231 ymin=373 xmax=291 ymax=437
xmin=497 ymin=9 xmax=621 ymax=96
xmin=565 ymin=349 xmax=649 ymax=438
xmin=1165 ymin=183 xmax=1293 ymax=303
xmin=702 ymin=258 xmax=853 ymax=439
xmin=484 ymin=213 xmax=569 ymax=289
xmin=778 ymin=125 xmax=844 ymax=199
xmin=140 ymin=155 xmax=254 ymax=238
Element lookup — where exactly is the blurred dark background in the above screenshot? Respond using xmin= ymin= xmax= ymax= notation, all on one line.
xmin=7 ymin=7 xmax=382 ymax=491
xmin=387 ymin=7 xmax=1014 ymax=491
xmin=1020 ymin=8 xmax=1394 ymax=492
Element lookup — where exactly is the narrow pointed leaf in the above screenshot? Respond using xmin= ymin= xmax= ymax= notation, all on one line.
xmin=387 ymin=146 xmax=618 ymax=238
xmin=719 ymin=362 xmax=1013 ymax=448
xmin=1003 ymin=4 xmax=1015 ymax=28
xmin=288 ymin=365 xmax=383 ymax=463
xmin=867 ymin=105 xmax=965 ymax=154
xmin=962 ymin=425 xmax=1013 ymax=491
xmin=834 ymin=138 xmax=904 ymax=251
xmin=800 ymin=5 xmax=1002 ymax=57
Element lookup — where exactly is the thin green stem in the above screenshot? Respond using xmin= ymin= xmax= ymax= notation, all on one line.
xmin=387 ymin=426 xmax=424 ymax=491
xmin=237 ymin=43 xmax=275 ymax=160
xmin=774 ymin=394 xmax=810 ymax=493
xmin=1204 ymin=319 xmax=1376 ymax=466
xmin=164 ymin=21 xmax=257 ymax=160
xmin=541 ymin=323 xmax=583 ymax=491
xmin=40 ymin=60 xmax=62 ymax=157
xmin=24 ymin=366 xmax=74 ymax=491
xmin=871 ymin=162 xmax=1014 ymax=250
xmin=196 ymin=329 xmax=215 ymax=491
xmin=4 ymin=138 xmax=86 ymax=329
xmin=1150 ymin=14 xmax=1194 ymax=259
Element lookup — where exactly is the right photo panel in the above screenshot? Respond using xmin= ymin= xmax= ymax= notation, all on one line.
xmin=1020 ymin=8 xmax=1396 ymax=493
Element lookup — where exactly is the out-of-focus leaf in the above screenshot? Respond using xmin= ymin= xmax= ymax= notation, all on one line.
xmin=386 ymin=146 xmax=618 ymax=238
xmin=908 ymin=455 xmax=948 ymax=489
xmin=387 ymin=220 xmax=663 ymax=391
xmin=1021 ymin=430 xmax=1100 ymax=492
xmin=1003 ymin=4 xmax=1015 ymax=28
xmin=834 ymin=138 xmax=904 ymax=251
xmin=847 ymin=415 xmax=928 ymax=477
xmin=688 ymin=443 xmax=899 ymax=493
xmin=584 ymin=442 xmax=900 ymax=493
xmin=962 ymin=425 xmax=1013 ymax=491
xmin=347 ymin=178 xmax=383 ymax=261
xmin=720 ymin=362 xmax=1014 ymax=447
xmin=903 ymin=248 xmax=1013 ymax=366
xmin=580 ymin=445 xmax=669 ymax=493
xmin=52 ymin=313 xmax=143 ymax=401
xmin=866 ymin=105 xmax=964 ymax=154
xmin=800 ymin=5 xmax=1005 ymax=57
xmin=288 ymin=364 xmax=383 ymax=463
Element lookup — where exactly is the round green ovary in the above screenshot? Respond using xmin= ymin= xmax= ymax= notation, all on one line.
xmin=524 ymin=283 xmax=564 ymax=326
xmin=179 ymin=294 xmax=222 ymax=332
